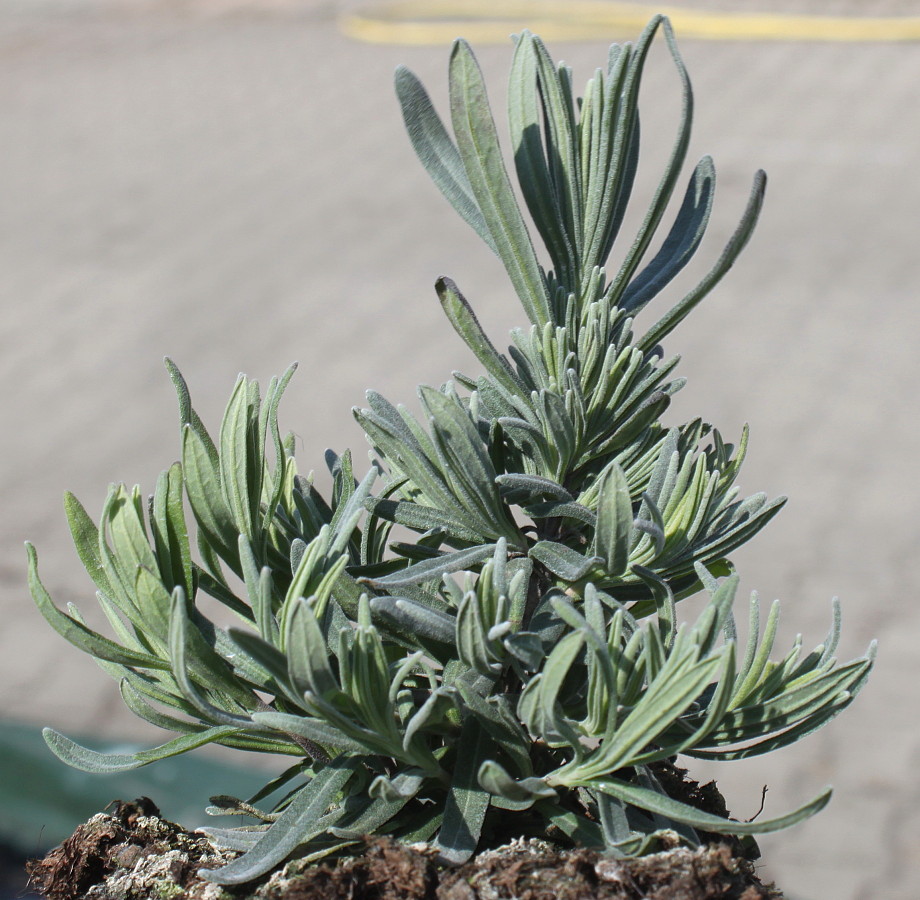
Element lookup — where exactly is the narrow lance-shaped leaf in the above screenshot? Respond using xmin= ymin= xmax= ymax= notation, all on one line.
xmin=478 ymin=759 xmax=556 ymax=808
xmin=105 ymin=484 xmax=158 ymax=596
xmin=620 ymin=156 xmax=716 ymax=315
xmin=395 ymin=65 xmax=496 ymax=253
xmin=165 ymin=357 xmax=219 ymax=467
xmin=150 ymin=463 xmax=194 ymax=601
xmin=607 ymin=16 xmax=693 ymax=304
xmin=369 ymin=595 xmax=456 ymax=646
xmin=592 ymin=777 xmax=832 ymax=836
xmin=593 ymin=462 xmax=633 ymax=577
xmin=169 ymin=590 xmax=253 ymax=727
xmin=27 ymin=543 xmax=170 ymax=671
xmin=529 ymin=541 xmax=601 ymax=582
xmin=200 ymin=758 xmax=356 ymax=885
xmin=436 ymin=277 xmax=523 ymax=395
xmin=182 ymin=424 xmax=239 ymax=568
xmin=435 ymin=718 xmax=491 ymax=865
xmin=361 ymin=543 xmax=497 ymax=589
xmin=219 ymin=375 xmax=258 ymax=540
xmin=63 ymin=492 xmax=112 ymax=597
xmin=328 ymin=462 xmax=378 ymax=558
xmin=449 ymin=38 xmax=551 ymax=328
xmin=250 ymin=711 xmax=368 ymax=755
xmin=508 ymin=31 xmax=576 ymax=278
xmin=529 ymin=34 xmax=583 ymax=264
xmin=638 ymin=169 xmax=767 ymax=353
xmin=42 ymin=724 xmax=241 ymax=775
xmin=369 ymin=496 xmax=488 ymax=546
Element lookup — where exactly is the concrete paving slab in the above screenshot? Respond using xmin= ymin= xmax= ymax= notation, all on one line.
xmin=1 ymin=2 xmax=917 ymax=897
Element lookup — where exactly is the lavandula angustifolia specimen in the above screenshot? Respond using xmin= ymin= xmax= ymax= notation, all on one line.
xmin=29 ymin=16 xmax=875 ymax=885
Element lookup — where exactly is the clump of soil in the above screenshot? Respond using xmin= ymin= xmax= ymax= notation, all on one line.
xmin=27 ymin=791 xmax=780 ymax=900
xmin=26 ymin=798 xmax=233 ymax=900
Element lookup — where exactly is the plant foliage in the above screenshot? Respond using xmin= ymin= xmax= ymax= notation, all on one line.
xmin=29 ymin=16 xmax=874 ymax=886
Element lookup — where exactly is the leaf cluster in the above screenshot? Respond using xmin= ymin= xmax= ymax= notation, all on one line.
xmin=29 ymin=16 xmax=874 ymax=886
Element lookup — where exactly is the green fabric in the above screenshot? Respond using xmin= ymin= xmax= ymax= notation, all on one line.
xmin=0 ymin=720 xmax=267 ymax=853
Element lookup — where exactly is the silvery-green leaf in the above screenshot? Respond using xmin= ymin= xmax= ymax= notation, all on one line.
xmin=395 ymin=65 xmax=495 ymax=252
xmin=368 ymin=497 xmax=488 ymax=546
xmin=182 ymin=424 xmax=238 ymax=568
xmin=259 ymin=364 xmax=297 ymax=533
xmin=435 ymin=718 xmax=491 ymax=865
xmin=238 ymin=537 xmax=277 ymax=644
xmin=369 ymin=769 xmax=427 ymax=803
xmin=361 ymin=543 xmax=497 ymax=589
xmin=449 ymin=38 xmax=551 ymax=328
xmin=200 ymin=758 xmax=355 ymax=884
xmin=580 ymin=32 xmax=637 ymax=274
xmin=526 ymin=631 xmax=586 ymax=750
xmin=118 ymin=678 xmax=199 ymax=734
xmin=633 ymin=495 xmax=666 ymax=557
xmin=638 ymin=169 xmax=767 ymax=353
xmin=593 ymin=462 xmax=632 ymax=576
xmin=197 ymin=828 xmax=266 ymax=852
xmin=456 ymin=590 xmax=498 ymax=676
xmin=455 ymin=676 xmax=532 ymax=775
xmin=503 ymin=632 xmax=545 ymax=672
xmin=508 ymin=31 xmax=575 ymax=278
xmin=165 ymin=357 xmax=218 ymax=465
xmin=132 ymin=566 xmax=173 ymax=643
xmin=592 ymin=777 xmax=832 ymax=836
xmin=535 ymin=389 xmax=576 ymax=475
xmin=607 ymin=17 xmax=692 ymax=305
xmin=328 ymin=464 xmax=377 ymax=558
xmin=477 ymin=760 xmax=556 ymax=808
xmin=495 ymin=473 xmax=573 ymax=503
xmin=105 ymin=484 xmax=158 ymax=588
xmin=620 ymin=156 xmax=716 ymax=315
xmin=595 ymin=791 xmax=631 ymax=845
xmin=730 ymin=597 xmax=780 ymax=707
xmin=250 ymin=712 xmax=367 ymax=754
xmin=226 ymin=628 xmax=289 ymax=692
xmin=420 ymin=386 xmax=518 ymax=542
xmin=523 ymin=500 xmax=596 ymax=527
xmin=219 ymin=375 xmax=258 ymax=541
xmin=536 ymin=801 xmax=603 ymax=849
xmin=708 ymin=655 xmax=871 ymax=745
xmin=327 ymin=448 xmax=356 ymax=511
xmin=560 ymin=638 xmax=722 ymax=779
xmin=353 ymin=404 xmax=453 ymax=513
xmin=42 ymin=724 xmax=240 ymax=774
xmin=687 ymin=672 xmax=867 ymax=761
xmin=631 ymin=566 xmax=676 ymax=647
xmin=403 ymin=686 xmax=457 ymax=752
xmin=818 ymin=598 xmax=843 ymax=666
xmin=369 ymin=595 xmax=456 ymax=645
xmin=27 ymin=543 xmax=169 ymax=671
xmin=528 ymin=35 xmax=582 ymax=263
xmin=283 ymin=598 xmax=340 ymax=701
xmin=169 ymin=590 xmax=253 ymax=727
xmin=436 ymin=277 xmax=522 ymax=394
xmin=529 ymin=541 xmax=600 ymax=582
xmin=331 ymin=793 xmax=412 ymax=839
xmin=689 ymin=575 xmax=739 ymax=656
xmin=150 ymin=463 xmax=194 ymax=600
xmin=64 ymin=491 xmax=112 ymax=597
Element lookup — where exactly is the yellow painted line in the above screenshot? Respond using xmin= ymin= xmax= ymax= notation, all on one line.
xmin=340 ymin=0 xmax=920 ymax=44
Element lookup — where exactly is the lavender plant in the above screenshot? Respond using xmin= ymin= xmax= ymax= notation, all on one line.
xmin=28 ymin=16 xmax=874 ymax=886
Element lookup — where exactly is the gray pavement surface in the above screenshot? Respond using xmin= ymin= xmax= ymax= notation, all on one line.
xmin=1 ymin=2 xmax=918 ymax=897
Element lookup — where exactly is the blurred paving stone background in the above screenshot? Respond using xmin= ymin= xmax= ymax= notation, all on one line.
xmin=0 ymin=1 xmax=918 ymax=898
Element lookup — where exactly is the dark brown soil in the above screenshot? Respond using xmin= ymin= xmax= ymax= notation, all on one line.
xmin=27 ymin=793 xmax=781 ymax=900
